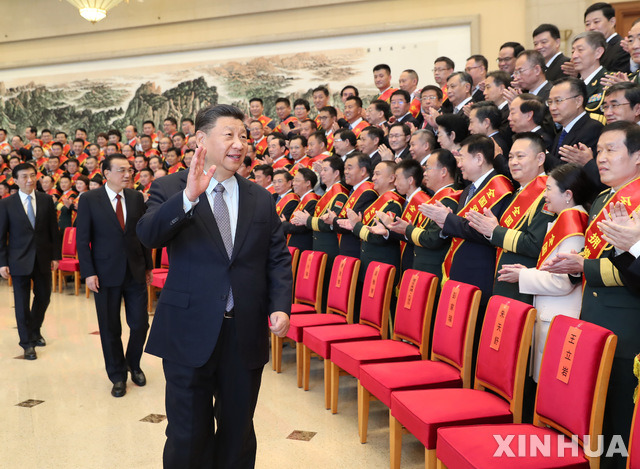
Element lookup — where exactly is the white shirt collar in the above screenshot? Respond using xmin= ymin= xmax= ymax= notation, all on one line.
xmin=104 ymin=184 xmax=123 ymax=201
xmin=351 ymin=177 xmax=369 ymax=192
xmin=545 ymin=52 xmax=562 ymax=68
xmin=606 ymin=32 xmax=618 ymax=43
xmin=349 ymin=117 xmax=363 ymax=128
xmin=563 ymin=111 xmax=586 ymax=133
xmin=207 ymin=173 xmax=238 ymax=197
xmin=454 ymin=96 xmax=473 ymax=113
xmin=420 ymin=153 xmax=432 ymax=166
xmin=583 ymin=66 xmax=603 ymax=86
xmin=406 ymin=187 xmax=422 ymax=204
xmin=473 ymin=168 xmax=494 ymax=188
xmin=19 ymin=190 xmax=35 ymax=203
xmin=497 ymin=100 xmax=508 ymax=110
xmin=433 ymin=183 xmax=454 ymax=195
xmin=530 ymin=80 xmax=548 ymax=96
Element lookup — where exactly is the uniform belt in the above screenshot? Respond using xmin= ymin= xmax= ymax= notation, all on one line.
xmin=224 ymin=308 xmax=235 ymax=319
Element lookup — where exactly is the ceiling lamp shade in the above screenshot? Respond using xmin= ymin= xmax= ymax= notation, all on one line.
xmin=65 ymin=0 xmax=127 ymax=23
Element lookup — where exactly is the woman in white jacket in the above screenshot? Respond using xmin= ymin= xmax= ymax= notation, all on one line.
xmin=496 ymin=163 xmax=591 ymax=381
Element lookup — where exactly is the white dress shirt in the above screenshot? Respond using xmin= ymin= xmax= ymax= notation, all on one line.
xmin=183 ymin=175 xmax=239 ymax=241
xmin=19 ymin=190 xmax=36 ymax=217
xmin=105 ymin=184 xmax=127 ymax=222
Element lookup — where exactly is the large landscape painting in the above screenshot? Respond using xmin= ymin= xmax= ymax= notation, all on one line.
xmin=0 ymin=24 xmax=471 ymax=138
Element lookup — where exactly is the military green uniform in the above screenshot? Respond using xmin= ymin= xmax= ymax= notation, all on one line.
xmin=405 ymin=196 xmax=459 ymax=281
xmin=585 ymin=66 xmax=608 ymax=122
xmin=491 ymin=182 xmax=555 ymax=303
xmin=580 ymin=188 xmax=640 ymax=468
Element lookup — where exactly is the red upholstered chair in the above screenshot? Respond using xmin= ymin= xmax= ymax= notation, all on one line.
xmin=357 ymin=280 xmax=481 ymax=444
xmin=302 ymin=261 xmax=396 ymax=412
xmin=287 ymin=255 xmax=361 ymax=389
xmin=389 ymin=296 xmax=535 ymax=469
xmin=272 ymin=250 xmax=327 ymax=373
xmin=329 ymin=270 xmax=438 ymax=422
xmin=629 ymin=392 xmax=640 ymax=469
xmin=57 ymin=227 xmax=81 ymax=296
xmin=148 ymin=247 xmax=170 ymax=312
xmin=436 ymin=315 xmax=617 ymax=469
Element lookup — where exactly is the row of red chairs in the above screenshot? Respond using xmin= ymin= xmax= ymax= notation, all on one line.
xmin=275 ymin=248 xmax=640 ymax=469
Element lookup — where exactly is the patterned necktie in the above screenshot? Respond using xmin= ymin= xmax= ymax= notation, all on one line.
xmin=464 ymin=184 xmax=476 ymax=206
xmin=213 ymin=183 xmax=234 ymax=311
xmin=26 ymin=194 xmax=35 ymax=228
xmin=115 ymin=194 xmax=125 ymax=230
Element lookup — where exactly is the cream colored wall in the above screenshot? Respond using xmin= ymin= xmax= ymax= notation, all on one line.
xmin=3 ymin=0 xmax=527 ymax=71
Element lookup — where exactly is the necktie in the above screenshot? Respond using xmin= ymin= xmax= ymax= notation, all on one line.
xmin=115 ymin=194 xmax=125 ymax=230
xmin=213 ymin=183 xmax=234 ymax=311
xmin=556 ymin=129 xmax=568 ymax=152
xmin=464 ymin=184 xmax=476 ymax=206
xmin=26 ymin=194 xmax=35 ymax=228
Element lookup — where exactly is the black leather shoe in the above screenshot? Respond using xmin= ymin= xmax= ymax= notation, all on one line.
xmin=130 ymin=369 xmax=146 ymax=387
xmin=24 ymin=347 xmax=37 ymax=360
xmin=111 ymin=381 xmax=126 ymax=397
xmin=35 ymin=336 xmax=46 ymax=347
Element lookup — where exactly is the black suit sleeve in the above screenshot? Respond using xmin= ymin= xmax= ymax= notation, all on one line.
xmin=47 ymin=196 xmax=62 ymax=261
xmin=0 ymin=199 xmax=8 ymax=267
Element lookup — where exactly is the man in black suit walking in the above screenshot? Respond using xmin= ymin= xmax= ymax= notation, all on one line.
xmin=137 ymin=104 xmax=292 ymax=469
xmin=76 ymin=154 xmax=153 ymax=398
xmin=0 ymin=163 xmax=60 ymax=360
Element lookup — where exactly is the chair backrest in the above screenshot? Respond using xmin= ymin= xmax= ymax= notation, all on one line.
xmin=326 ymin=255 xmax=360 ymax=322
xmin=474 ymin=296 xmax=536 ymax=424
xmin=294 ymin=250 xmax=327 ymax=311
xmin=535 ymin=315 xmax=617 ymax=461
xmin=359 ymin=262 xmax=395 ymax=339
xmin=160 ymin=247 xmax=170 ymax=269
xmin=288 ymin=246 xmax=300 ymax=277
xmin=431 ymin=280 xmax=481 ymax=388
xmin=61 ymin=227 xmax=77 ymax=258
xmin=392 ymin=269 xmax=438 ymax=357
xmin=629 ymin=394 xmax=640 ymax=469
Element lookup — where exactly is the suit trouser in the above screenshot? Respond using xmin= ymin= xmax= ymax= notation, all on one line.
xmin=162 ymin=317 xmax=264 ymax=469
xmin=93 ymin=268 xmax=149 ymax=383
xmin=12 ymin=261 xmax=51 ymax=349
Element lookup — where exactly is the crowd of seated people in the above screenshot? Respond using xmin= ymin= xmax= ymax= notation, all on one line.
xmin=2 ymin=2 xmax=640 ymax=466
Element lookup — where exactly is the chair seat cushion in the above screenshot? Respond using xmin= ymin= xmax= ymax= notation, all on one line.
xmin=152 ymin=268 xmax=168 ymax=275
xmin=436 ymin=424 xmax=589 ymax=469
xmin=303 ymin=324 xmax=381 ymax=359
xmin=58 ymin=259 xmax=80 ymax=272
xmin=291 ymin=303 xmax=317 ymax=314
xmin=391 ymin=388 xmax=513 ymax=448
xmin=359 ymin=360 xmax=462 ymax=407
xmin=286 ymin=314 xmax=348 ymax=342
xmin=330 ymin=340 xmax=421 ymax=378
xmin=151 ymin=273 xmax=167 ymax=289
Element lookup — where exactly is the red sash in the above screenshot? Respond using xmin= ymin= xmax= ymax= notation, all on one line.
xmin=337 ymin=181 xmax=377 ymax=245
xmin=76 ymin=153 xmax=88 ymax=166
xmin=276 ymin=192 xmax=300 ymax=217
xmin=142 ymin=182 xmax=152 ymax=194
xmin=255 ymin=138 xmax=268 ymax=156
xmin=34 ymin=158 xmax=47 ymax=171
xmin=314 ymin=183 xmax=349 ymax=217
xmin=315 ymin=115 xmax=322 ymax=129
xmin=275 ymin=116 xmax=296 ymax=133
xmin=537 ymin=207 xmax=588 ymax=269
xmin=415 ymin=187 xmax=463 ymax=227
xmin=496 ymin=175 xmax=547 ymax=265
xmin=50 ymin=169 xmax=65 ymax=183
xmin=168 ymin=163 xmax=186 ymax=174
xmin=144 ymin=149 xmax=160 ymax=158
xmin=308 ymin=151 xmax=331 ymax=166
xmin=399 ymin=190 xmax=431 ymax=257
xmin=583 ymin=178 xmax=640 ymax=260
xmin=266 ymin=185 xmax=276 ymax=194
xmin=258 ymin=115 xmax=273 ymax=129
xmin=47 ymin=188 xmax=61 ymax=198
xmin=442 ymin=175 xmax=514 ymax=281
xmin=326 ymin=132 xmax=334 ymax=152
xmin=272 ymin=157 xmax=293 ymax=170
xmin=361 ymin=191 xmax=405 ymax=226
xmin=409 ymin=98 xmax=421 ymax=118
xmin=289 ymin=157 xmax=311 ymax=177
xmin=350 ymin=120 xmax=369 ymax=137
xmin=61 ymin=144 xmax=71 ymax=156
xmin=86 ymin=169 xmax=101 ymax=179
xmin=377 ymin=88 xmax=398 ymax=103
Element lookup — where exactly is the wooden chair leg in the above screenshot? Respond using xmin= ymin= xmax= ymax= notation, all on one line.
xmin=324 ymin=359 xmax=331 ymax=409
xmin=51 ymin=270 xmax=57 ymax=292
xmin=296 ymin=342 xmax=303 ymax=388
xmin=86 ymin=284 xmax=90 ymax=298
xmin=7 ymin=275 xmax=12 ymax=287
xmin=390 ymin=413 xmax=402 ymax=469
xmin=74 ymin=272 xmax=80 ymax=296
xmin=358 ymin=381 xmax=370 ymax=443
xmin=274 ymin=335 xmax=283 ymax=373
xmin=271 ymin=332 xmax=276 ymax=371
xmin=330 ymin=362 xmax=340 ymax=414
xmin=58 ymin=271 xmax=63 ymax=293
xmin=426 ymin=448 xmax=437 ymax=469
xmin=303 ymin=345 xmax=311 ymax=391
xmin=436 ymin=458 xmax=448 ymax=469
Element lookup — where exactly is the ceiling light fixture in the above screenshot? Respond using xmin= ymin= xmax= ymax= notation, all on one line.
xmin=64 ymin=0 xmax=128 ymax=23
